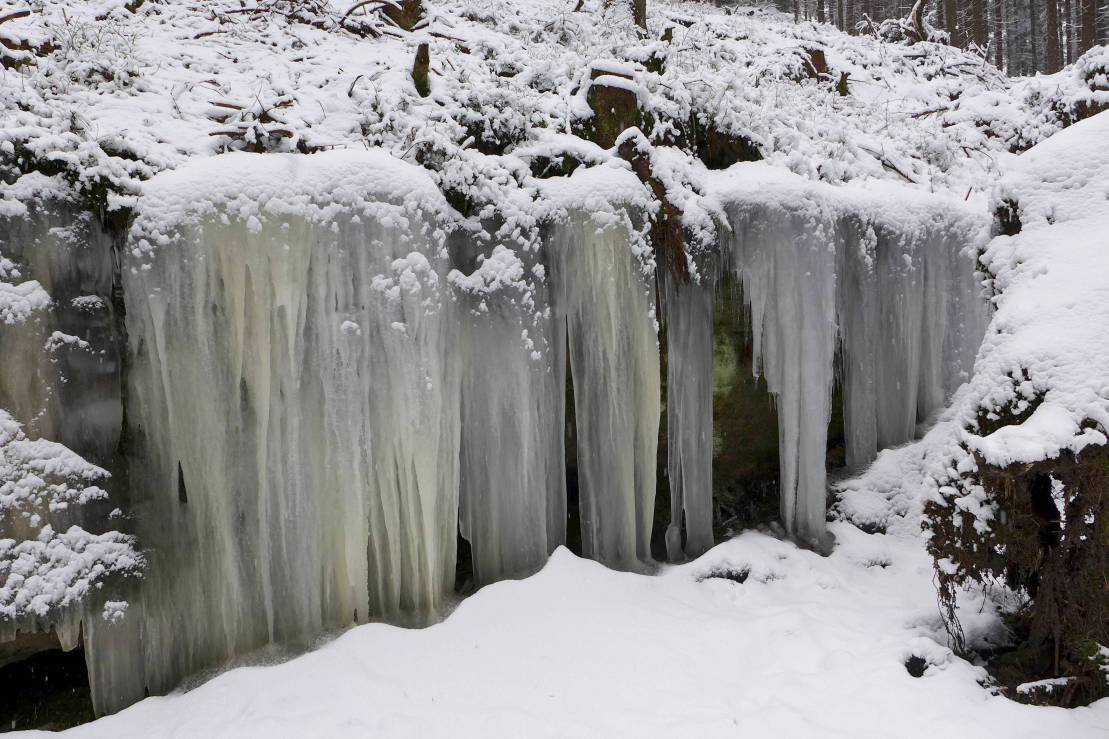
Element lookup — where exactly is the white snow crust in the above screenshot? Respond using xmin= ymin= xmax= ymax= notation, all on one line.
xmin=47 ymin=529 xmax=1109 ymax=738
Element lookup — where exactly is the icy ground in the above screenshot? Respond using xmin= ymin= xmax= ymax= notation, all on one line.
xmin=35 ymin=524 xmax=1109 ymax=738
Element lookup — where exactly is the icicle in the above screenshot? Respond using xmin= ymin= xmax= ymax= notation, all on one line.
xmin=552 ymin=215 xmax=660 ymax=571
xmin=838 ymin=217 xmax=988 ymax=469
xmin=725 ymin=206 xmax=838 ymax=549
xmin=453 ymin=232 xmax=566 ymax=585
xmin=663 ymin=259 xmax=715 ymax=561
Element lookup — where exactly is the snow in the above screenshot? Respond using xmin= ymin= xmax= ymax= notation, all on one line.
xmin=46 ymin=528 xmax=1109 ymax=738
xmin=959 ymin=111 xmax=1109 ymax=469
xmin=2 ymin=0 xmax=1096 ymax=231
xmin=0 ymin=410 xmax=141 ymax=624
xmin=0 ymin=210 xmax=140 ymax=635
xmin=0 ymin=277 xmax=50 ymax=326
xmin=0 ymin=255 xmax=51 ymax=325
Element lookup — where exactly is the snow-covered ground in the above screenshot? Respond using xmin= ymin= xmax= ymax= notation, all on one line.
xmin=32 ymin=523 xmax=1108 ymax=738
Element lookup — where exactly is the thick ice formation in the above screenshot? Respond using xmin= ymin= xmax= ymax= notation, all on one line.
xmin=717 ymin=181 xmax=988 ymax=548
xmin=553 ymin=216 xmax=661 ymax=571
xmin=0 ymin=206 xmax=122 ymax=465
xmin=663 ymin=264 xmax=716 ymax=561
xmin=97 ymin=207 xmax=461 ymax=712
xmin=82 ymin=154 xmax=668 ymax=712
xmin=724 ymin=207 xmax=839 ymax=547
xmin=453 ymin=235 xmax=566 ymax=586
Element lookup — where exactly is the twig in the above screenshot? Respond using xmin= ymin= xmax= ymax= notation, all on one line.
xmin=0 ymin=9 xmax=30 ymax=26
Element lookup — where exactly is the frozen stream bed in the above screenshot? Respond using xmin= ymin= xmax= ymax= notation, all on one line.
xmin=39 ymin=524 xmax=1109 ymax=739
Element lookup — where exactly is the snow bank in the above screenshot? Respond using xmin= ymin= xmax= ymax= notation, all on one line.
xmin=50 ymin=529 xmax=1109 ymax=738
xmin=964 ymin=111 xmax=1109 ymax=468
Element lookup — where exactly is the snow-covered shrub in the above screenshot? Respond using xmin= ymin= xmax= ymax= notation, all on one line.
xmin=1010 ymin=46 xmax=1109 ymax=150
xmin=207 ymin=91 xmax=318 ymax=154
xmin=0 ymin=257 xmax=50 ymax=325
xmin=48 ymin=12 xmax=142 ymax=91
xmin=873 ymin=0 xmax=947 ymax=47
xmin=0 ymin=409 xmax=143 ymax=624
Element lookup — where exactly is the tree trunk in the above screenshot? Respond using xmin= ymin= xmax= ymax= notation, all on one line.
xmin=817 ymin=0 xmax=826 ymax=24
xmin=1045 ymin=0 xmax=1062 ymax=71
xmin=1062 ymin=0 xmax=1072 ymax=62
xmin=994 ymin=0 xmax=1006 ymax=70
xmin=633 ymin=0 xmax=646 ymax=32
xmin=838 ymin=0 xmax=846 ymax=30
xmin=944 ymin=0 xmax=959 ymax=45
xmin=1078 ymin=0 xmax=1096 ymax=53
xmin=972 ymin=0 xmax=987 ymax=48
xmin=1030 ymin=0 xmax=1039 ymax=71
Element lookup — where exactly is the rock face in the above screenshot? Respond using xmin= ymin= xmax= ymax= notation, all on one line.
xmin=0 ymin=205 xmax=122 ymax=466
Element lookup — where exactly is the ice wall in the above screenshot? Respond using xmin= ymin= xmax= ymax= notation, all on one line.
xmin=552 ymin=216 xmax=661 ymax=572
xmin=92 ymin=208 xmax=462 ymax=711
xmin=837 ymin=218 xmax=988 ymax=469
xmin=0 ymin=206 xmax=122 ymax=465
xmin=722 ymin=201 xmax=987 ymax=548
xmin=2 ymin=153 xmax=989 ymax=714
xmin=725 ymin=209 xmax=839 ymax=548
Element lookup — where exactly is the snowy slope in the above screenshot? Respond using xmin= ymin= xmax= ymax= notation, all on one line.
xmin=1 ymin=0 xmax=1101 ymax=217
xmin=36 ymin=526 xmax=1109 ymax=738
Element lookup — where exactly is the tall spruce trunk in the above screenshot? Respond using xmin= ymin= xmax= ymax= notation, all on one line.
xmin=944 ymin=0 xmax=959 ymax=45
xmin=972 ymin=0 xmax=987 ymax=48
xmin=1078 ymin=0 xmax=1096 ymax=52
xmin=994 ymin=0 xmax=1007 ymax=69
xmin=1062 ymin=0 xmax=1073 ymax=63
xmin=1045 ymin=0 xmax=1062 ymax=70
xmin=1030 ymin=0 xmax=1040 ymax=71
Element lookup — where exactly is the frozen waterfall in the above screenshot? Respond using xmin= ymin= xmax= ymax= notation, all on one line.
xmin=718 ymin=200 xmax=988 ymax=549
xmin=0 ymin=154 xmax=988 ymax=716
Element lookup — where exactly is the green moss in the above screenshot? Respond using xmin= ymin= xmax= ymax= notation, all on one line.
xmin=412 ymin=43 xmax=430 ymax=98
xmin=709 ymin=283 xmax=781 ymax=535
xmin=928 ymin=439 xmax=1109 ymax=707
xmin=583 ymin=80 xmax=639 ymax=149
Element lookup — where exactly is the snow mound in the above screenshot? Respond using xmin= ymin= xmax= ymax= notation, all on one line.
xmin=967 ymin=111 xmax=1109 ymax=468
xmin=50 ymin=528 xmax=1109 ymax=738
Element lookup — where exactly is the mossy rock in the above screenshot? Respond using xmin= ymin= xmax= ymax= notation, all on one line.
xmin=383 ymin=0 xmax=423 ymax=31
xmin=584 ymin=78 xmax=640 ymax=149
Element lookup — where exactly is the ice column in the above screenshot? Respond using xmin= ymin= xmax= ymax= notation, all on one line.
xmin=724 ymin=203 xmax=986 ymax=547
xmin=453 ymin=234 xmax=566 ymax=585
xmin=552 ymin=216 xmax=661 ymax=571
xmin=663 ymin=262 xmax=715 ymax=561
